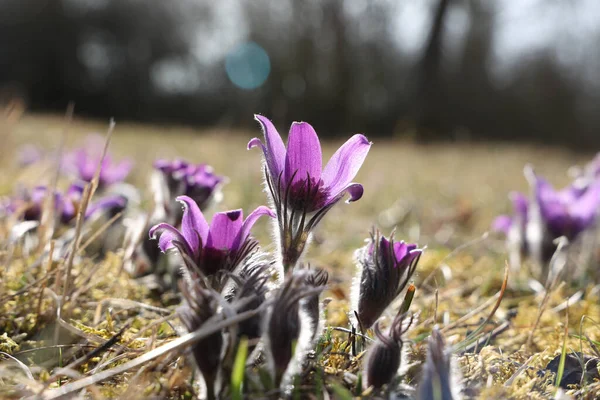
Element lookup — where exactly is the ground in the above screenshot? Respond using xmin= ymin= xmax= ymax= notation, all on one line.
xmin=1 ymin=113 xmax=599 ymax=399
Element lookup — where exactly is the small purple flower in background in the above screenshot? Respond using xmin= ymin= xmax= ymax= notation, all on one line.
xmin=152 ymin=159 xmax=225 ymax=225
xmin=363 ymin=312 xmax=412 ymax=390
xmin=65 ymin=134 xmax=133 ymax=189
xmin=492 ymin=192 xmax=529 ymax=270
xmin=1 ymin=183 xmax=126 ymax=226
xmin=350 ymin=231 xmax=423 ymax=330
xmin=249 ymin=115 xmax=371 ymax=272
xmin=493 ymin=166 xmax=600 ymax=270
xmin=149 ymin=195 xmax=274 ymax=290
xmin=533 ymin=175 xmax=600 ymax=241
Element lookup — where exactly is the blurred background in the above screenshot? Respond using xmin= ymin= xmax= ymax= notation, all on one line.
xmin=1 ymin=0 xmax=600 ymax=146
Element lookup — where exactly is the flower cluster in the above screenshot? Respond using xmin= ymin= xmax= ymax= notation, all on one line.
xmin=494 ymin=163 xmax=600 ymax=274
xmin=1 ymin=183 xmax=125 ymax=226
xmin=144 ymin=115 xmax=438 ymax=397
xmin=152 ymin=159 xmax=224 ymax=225
xmin=64 ymin=134 xmax=133 ymax=189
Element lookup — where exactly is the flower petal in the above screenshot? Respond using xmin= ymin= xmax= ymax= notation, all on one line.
xmin=232 ymin=206 xmax=275 ymax=250
xmin=324 ymin=182 xmax=364 ymax=207
xmin=149 ymin=222 xmax=190 ymax=254
xmin=74 ymin=150 xmax=96 ymax=181
xmin=533 ymin=176 xmax=569 ymax=233
xmin=103 ymin=159 xmax=133 ymax=184
xmin=85 ymin=195 xmax=126 ymax=219
xmin=177 ymin=195 xmax=208 ymax=254
xmin=392 ymin=241 xmax=409 ymax=263
xmin=509 ymin=192 xmax=528 ymax=217
xmin=207 ymin=209 xmax=244 ymax=250
xmin=322 ymin=134 xmax=371 ymax=196
xmin=284 ymin=121 xmax=323 ymax=185
xmin=492 ymin=215 xmax=512 ymax=234
xmin=252 ymin=115 xmax=286 ymax=178
xmin=570 ymin=183 xmax=600 ymax=234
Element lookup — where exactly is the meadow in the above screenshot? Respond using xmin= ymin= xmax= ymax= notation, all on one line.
xmin=1 ymin=113 xmax=599 ymax=399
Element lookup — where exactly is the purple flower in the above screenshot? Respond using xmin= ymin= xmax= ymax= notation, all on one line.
xmin=1 ymin=183 xmax=126 ymax=226
xmin=149 ymin=196 xmax=275 ymax=285
xmin=494 ymin=169 xmax=600 ymax=266
xmin=248 ymin=115 xmax=371 ymax=271
xmin=65 ymin=135 xmax=133 ymax=188
xmin=152 ymin=159 xmax=225 ymax=225
xmin=533 ymin=176 xmax=600 ymax=241
xmin=492 ymin=192 xmax=528 ymax=236
xmin=363 ymin=312 xmax=412 ymax=390
xmin=263 ymin=270 xmax=324 ymax=390
xmin=351 ymin=231 xmax=423 ymax=329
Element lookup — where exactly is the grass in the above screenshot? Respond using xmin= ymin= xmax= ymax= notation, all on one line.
xmin=1 ymin=112 xmax=599 ymax=399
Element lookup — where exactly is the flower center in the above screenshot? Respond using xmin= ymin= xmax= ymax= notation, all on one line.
xmin=284 ymin=176 xmax=329 ymax=213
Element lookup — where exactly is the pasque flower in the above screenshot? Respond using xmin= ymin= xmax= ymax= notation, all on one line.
xmin=417 ymin=328 xmax=461 ymax=400
xmin=351 ymin=231 xmax=423 ymax=329
xmin=178 ymin=284 xmax=223 ymax=400
xmin=149 ymin=195 xmax=275 ymax=289
xmin=533 ymin=175 xmax=600 ymax=241
xmin=364 ymin=312 xmax=412 ymax=390
xmin=225 ymin=258 xmax=272 ymax=341
xmin=2 ymin=183 xmax=126 ymax=225
xmin=65 ymin=135 xmax=133 ymax=188
xmin=262 ymin=270 xmax=324 ymax=392
xmin=249 ymin=115 xmax=371 ymax=272
xmin=301 ymin=267 xmax=329 ymax=342
xmin=152 ymin=159 xmax=224 ymax=225
xmin=493 ymin=167 xmax=600 ymax=267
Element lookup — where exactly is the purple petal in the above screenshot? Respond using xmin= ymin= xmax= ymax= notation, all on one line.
xmin=284 ymin=121 xmax=323 ymax=185
xmin=252 ymin=115 xmax=286 ymax=178
xmin=232 ymin=206 xmax=275 ymax=250
xmin=378 ymin=235 xmax=390 ymax=254
xmin=61 ymin=198 xmax=76 ymax=222
xmin=85 ymin=195 xmax=126 ymax=218
xmin=66 ymin=183 xmax=85 ymax=200
xmin=534 ymin=177 xmax=569 ymax=231
xmin=322 ymin=134 xmax=371 ymax=197
xmin=509 ymin=192 xmax=528 ymax=217
xmin=247 ymin=137 xmax=264 ymax=151
xmin=149 ymin=222 xmax=191 ymax=254
xmin=392 ymin=241 xmax=409 ymax=263
xmin=177 ymin=195 xmax=209 ymax=255
xmin=207 ymin=209 xmax=244 ymax=250
xmin=492 ymin=215 xmax=512 ymax=234
xmin=73 ymin=150 xmax=96 ymax=181
xmin=102 ymin=159 xmax=133 ymax=184
xmin=405 ymin=248 xmax=423 ymax=266
xmin=570 ymin=183 xmax=600 ymax=233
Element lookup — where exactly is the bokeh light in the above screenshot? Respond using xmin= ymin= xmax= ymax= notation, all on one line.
xmin=225 ymin=42 xmax=271 ymax=90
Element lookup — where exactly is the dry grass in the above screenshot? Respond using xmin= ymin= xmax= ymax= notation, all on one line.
xmin=1 ymin=113 xmax=599 ymax=399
